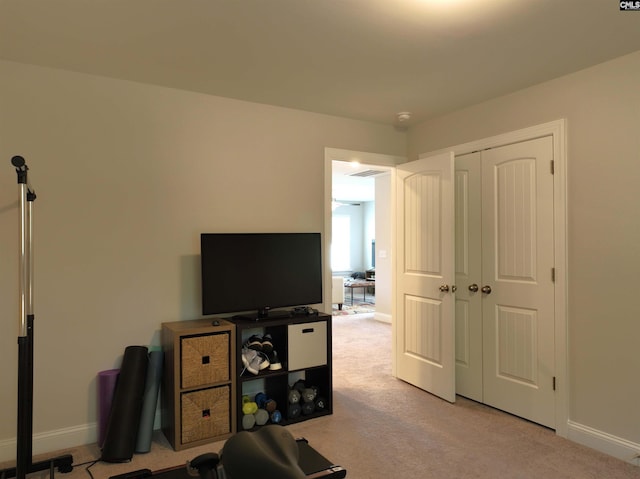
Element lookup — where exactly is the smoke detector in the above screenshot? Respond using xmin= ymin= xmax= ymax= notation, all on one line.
xmin=396 ymin=112 xmax=412 ymax=122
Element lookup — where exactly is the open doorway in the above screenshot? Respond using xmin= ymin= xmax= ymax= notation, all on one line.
xmin=331 ymin=160 xmax=377 ymax=316
xmin=324 ymin=148 xmax=403 ymax=325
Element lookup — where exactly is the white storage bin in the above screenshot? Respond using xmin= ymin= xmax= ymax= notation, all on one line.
xmin=287 ymin=321 xmax=327 ymax=370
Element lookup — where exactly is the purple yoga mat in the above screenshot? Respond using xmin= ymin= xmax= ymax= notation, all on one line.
xmin=98 ymin=369 xmax=120 ymax=447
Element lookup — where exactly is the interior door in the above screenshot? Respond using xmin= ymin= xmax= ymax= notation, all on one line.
xmin=395 ymin=151 xmax=456 ymax=402
xmin=454 ymin=152 xmax=483 ymax=402
xmin=481 ymin=136 xmax=556 ymax=428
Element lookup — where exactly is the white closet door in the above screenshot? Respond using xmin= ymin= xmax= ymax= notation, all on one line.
xmin=454 ymin=152 xmax=483 ymax=402
xmin=481 ymin=136 xmax=556 ymax=428
xmin=395 ymin=151 xmax=456 ymax=402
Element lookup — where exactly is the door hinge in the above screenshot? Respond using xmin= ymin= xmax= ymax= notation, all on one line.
xmin=551 ymin=267 xmax=555 ymax=282
xmin=553 ymin=376 xmax=556 ymax=391
xmin=551 ymin=160 xmax=555 ymax=175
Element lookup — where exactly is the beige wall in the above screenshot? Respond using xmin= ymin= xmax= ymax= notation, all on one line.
xmin=407 ymin=50 xmax=640 ymax=446
xmin=0 ymin=60 xmax=405 ymax=452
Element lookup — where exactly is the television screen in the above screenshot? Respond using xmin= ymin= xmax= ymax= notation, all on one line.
xmin=201 ymin=233 xmax=322 ymax=318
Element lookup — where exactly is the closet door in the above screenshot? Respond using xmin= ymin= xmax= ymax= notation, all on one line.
xmin=481 ymin=136 xmax=556 ymax=428
xmin=395 ymin=151 xmax=456 ymax=403
xmin=454 ymin=152 xmax=483 ymax=402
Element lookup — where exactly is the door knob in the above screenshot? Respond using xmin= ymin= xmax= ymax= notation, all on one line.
xmin=439 ymin=284 xmax=450 ymax=292
xmin=481 ymin=285 xmax=492 ymax=294
xmin=468 ymin=283 xmax=479 ymax=292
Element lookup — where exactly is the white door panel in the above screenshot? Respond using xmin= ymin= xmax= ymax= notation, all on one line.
xmin=482 ymin=136 xmax=555 ymax=428
xmin=454 ymin=152 xmax=483 ymax=402
xmin=396 ymin=152 xmax=455 ymax=403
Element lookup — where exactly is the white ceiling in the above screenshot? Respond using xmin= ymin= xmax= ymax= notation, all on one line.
xmin=2 ymin=1 xmax=640 ymax=127
xmin=332 ymin=160 xmax=391 ymax=202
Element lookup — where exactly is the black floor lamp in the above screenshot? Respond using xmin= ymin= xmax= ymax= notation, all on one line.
xmin=0 ymin=157 xmax=74 ymax=479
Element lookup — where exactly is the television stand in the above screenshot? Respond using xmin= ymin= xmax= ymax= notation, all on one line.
xmin=266 ymin=310 xmax=293 ymax=319
xmin=229 ymin=312 xmax=333 ymax=431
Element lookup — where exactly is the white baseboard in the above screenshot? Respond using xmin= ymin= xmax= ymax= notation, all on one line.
xmin=0 ymin=423 xmax=97 ymax=463
xmin=567 ymin=420 xmax=640 ymax=465
xmin=374 ymin=312 xmax=392 ymax=324
xmin=0 ymin=412 xmax=162 ymax=463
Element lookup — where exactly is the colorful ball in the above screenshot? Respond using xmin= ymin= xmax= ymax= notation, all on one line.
xmin=242 ymin=401 xmax=258 ymax=415
xmin=270 ymin=410 xmax=282 ymax=423
xmin=255 ymin=392 xmax=268 ymax=409
xmin=265 ymin=398 xmax=277 ymax=413
xmin=255 ymin=408 xmax=269 ymax=426
xmin=242 ymin=414 xmax=256 ymax=430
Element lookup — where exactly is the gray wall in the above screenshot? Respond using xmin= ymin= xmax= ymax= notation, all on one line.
xmin=407 ymin=50 xmax=640 ymax=449
xmin=0 ymin=60 xmax=405 ymax=457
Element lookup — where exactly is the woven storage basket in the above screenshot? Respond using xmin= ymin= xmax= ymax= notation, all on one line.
xmin=181 ymin=332 xmax=229 ymax=388
xmin=181 ymin=386 xmax=230 ymax=444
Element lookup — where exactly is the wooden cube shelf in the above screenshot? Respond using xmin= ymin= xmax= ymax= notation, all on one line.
xmin=161 ymin=318 xmax=236 ymax=451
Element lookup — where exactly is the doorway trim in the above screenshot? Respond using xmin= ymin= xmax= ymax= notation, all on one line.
xmin=419 ymin=119 xmax=568 ymax=437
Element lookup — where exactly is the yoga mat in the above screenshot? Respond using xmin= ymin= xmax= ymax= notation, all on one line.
xmin=97 ymin=369 xmax=120 ymax=448
xmin=101 ymin=345 xmax=149 ymax=462
xmin=135 ymin=350 xmax=163 ymax=453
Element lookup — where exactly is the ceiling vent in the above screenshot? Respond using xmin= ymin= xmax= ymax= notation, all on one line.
xmin=349 ymin=169 xmax=385 ymax=178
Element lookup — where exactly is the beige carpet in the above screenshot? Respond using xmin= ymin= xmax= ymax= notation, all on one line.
xmin=332 ymin=303 xmax=375 ymax=315
xmin=333 ymin=292 xmax=375 ymax=316
xmin=4 ymin=314 xmax=640 ymax=478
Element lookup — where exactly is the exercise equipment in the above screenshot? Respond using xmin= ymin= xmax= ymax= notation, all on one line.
xmin=218 ymin=425 xmax=306 ymax=479
xmin=0 ymin=157 xmax=74 ymax=479
xmin=109 ymin=425 xmax=346 ymax=479
xmin=188 ymin=425 xmax=346 ymax=479
xmin=187 ymin=453 xmax=220 ymax=479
